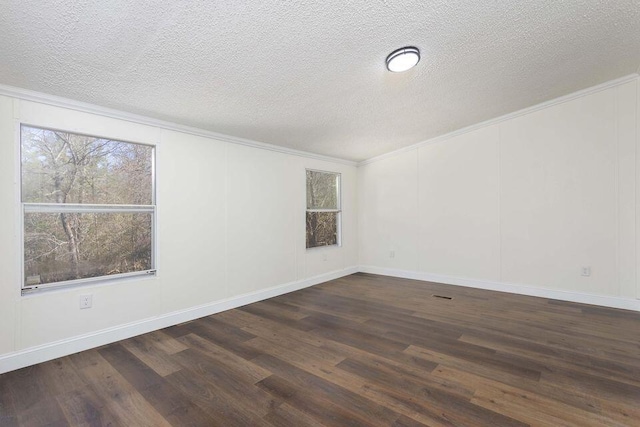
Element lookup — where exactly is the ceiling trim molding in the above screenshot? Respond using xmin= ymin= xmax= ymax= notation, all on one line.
xmin=358 ymin=73 xmax=640 ymax=167
xmin=0 ymin=84 xmax=357 ymax=166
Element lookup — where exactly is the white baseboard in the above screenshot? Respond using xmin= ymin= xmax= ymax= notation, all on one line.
xmin=0 ymin=266 xmax=358 ymax=374
xmin=3 ymin=264 xmax=637 ymax=374
xmin=359 ymin=265 xmax=640 ymax=312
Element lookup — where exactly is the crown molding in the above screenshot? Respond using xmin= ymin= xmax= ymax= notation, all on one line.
xmin=358 ymin=73 xmax=640 ymax=166
xmin=0 ymin=84 xmax=357 ymax=167
xmin=3 ymin=73 xmax=637 ymax=169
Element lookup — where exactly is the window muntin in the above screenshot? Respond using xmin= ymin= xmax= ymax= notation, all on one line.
xmin=306 ymin=170 xmax=341 ymax=249
xmin=20 ymin=125 xmax=155 ymax=292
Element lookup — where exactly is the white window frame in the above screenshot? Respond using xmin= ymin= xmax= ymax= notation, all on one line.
xmin=19 ymin=124 xmax=157 ymax=295
xmin=305 ymin=169 xmax=342 ymax=249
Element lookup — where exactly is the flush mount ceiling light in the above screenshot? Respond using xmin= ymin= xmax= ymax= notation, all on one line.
xmin=386 ymin=46 xmax=420 ymax=72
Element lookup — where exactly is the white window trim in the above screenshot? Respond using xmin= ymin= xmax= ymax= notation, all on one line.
xmin=305 ymin=168 xmax=342 ymax=249
xmin=19 ymin=123 xmax=158 ymax=295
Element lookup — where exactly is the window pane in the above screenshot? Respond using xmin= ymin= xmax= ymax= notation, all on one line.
xmin=21 ymin=125 xmax=153 ymax=205
xmin=306 ymin=170 xmax=339 ymax=209
xmin=24 ymin=212 xmax=152 ymax=285
xmin=306 ymin=211 xmax=338 ymax=248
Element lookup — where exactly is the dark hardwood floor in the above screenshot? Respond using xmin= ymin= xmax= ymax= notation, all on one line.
xmin=1 ymin=273 xmax=639 ymax=426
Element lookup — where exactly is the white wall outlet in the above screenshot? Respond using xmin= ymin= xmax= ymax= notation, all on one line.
xmin=389 ymin=250 xmax=395 ymax=258
xmin=79 ymin=294 xmax=93 ymax=309
xmin=322 ymin=253 xmax=328 ymax=261
xmin=581 ymin=267 xmax=591 ymax=277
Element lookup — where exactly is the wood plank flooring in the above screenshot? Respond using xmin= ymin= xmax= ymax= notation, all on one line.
xmin=1 ymin=272 xmax=639 ymax=426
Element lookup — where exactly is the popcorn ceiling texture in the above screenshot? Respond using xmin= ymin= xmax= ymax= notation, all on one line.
xmin=0 ymin=0 xmax=638 ymax=161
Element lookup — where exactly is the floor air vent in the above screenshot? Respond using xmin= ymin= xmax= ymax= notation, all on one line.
xmin=432 ymin=295 xmax=453 ymax=300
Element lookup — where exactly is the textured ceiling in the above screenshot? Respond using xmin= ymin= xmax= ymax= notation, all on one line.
xmin=1 ymin=1 xmax=639 ymax=161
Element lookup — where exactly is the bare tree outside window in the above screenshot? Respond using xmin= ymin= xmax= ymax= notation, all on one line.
xmin=306 ymin=170 xmax=341 ymax=248
xmin=21 ymin=125 xmax=155 ymax=290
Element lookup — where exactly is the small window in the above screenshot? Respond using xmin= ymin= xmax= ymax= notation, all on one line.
xmin=306 ymin=169 xmax=341 ymax=249
xmin=21 ymin=125 xmax=156 ymax=292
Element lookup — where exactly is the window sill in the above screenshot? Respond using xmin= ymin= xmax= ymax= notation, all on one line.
xmin=305 ymin=244 xmax=342 ymax=251
xmin=21 ymin=270 xmax=157 ymax=296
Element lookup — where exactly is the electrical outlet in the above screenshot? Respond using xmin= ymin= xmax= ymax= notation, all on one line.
xmin=322 ymin=253 xmax=328 ymax=261
xmin=389 ymin=250 xmax=395 ymax=258
xmin=581 ymin=267 xmax=591 ymax=277
xmin=79 ymin=294 xmax=93 ymax=309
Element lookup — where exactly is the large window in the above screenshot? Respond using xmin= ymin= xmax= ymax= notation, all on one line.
xmin=306 ymin=169 xmax=341 ymax=249
xmin=21 ymin=125 xmax=156 ymax=292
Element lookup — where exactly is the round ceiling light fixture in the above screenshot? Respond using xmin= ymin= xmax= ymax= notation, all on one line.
xmin=386 ymin=46 xmax=420 ymax=72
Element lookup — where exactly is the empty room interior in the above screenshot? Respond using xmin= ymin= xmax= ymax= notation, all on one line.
xmin=1 ymin=1 xmax=640 ymax=426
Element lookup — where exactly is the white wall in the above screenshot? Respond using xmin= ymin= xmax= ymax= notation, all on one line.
xmin=0 ymin=97 xmax=358 ymax=371
xmin=359 ymin=77 xmax=640 ymax=308
xmin=1 ymin=75 xmax=638 ymax=374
